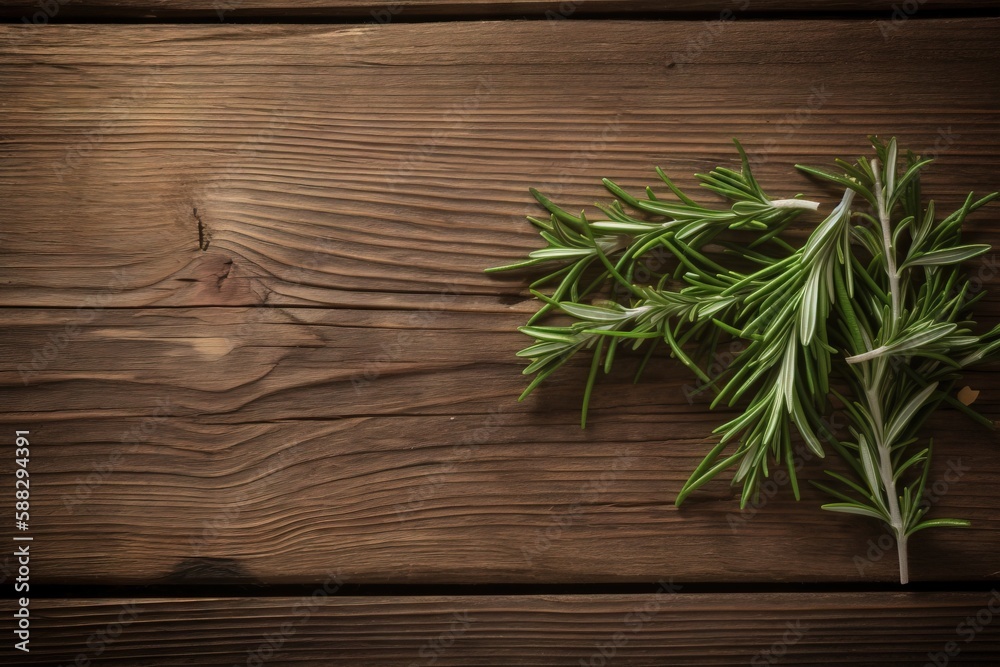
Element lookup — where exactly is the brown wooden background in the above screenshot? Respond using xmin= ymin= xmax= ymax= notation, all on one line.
xmin=2 ymin=3 xmax=1000 ymax=665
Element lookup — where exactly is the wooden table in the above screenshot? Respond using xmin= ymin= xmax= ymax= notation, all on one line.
xmin=2 ymin=2 xmax=999 ymax=664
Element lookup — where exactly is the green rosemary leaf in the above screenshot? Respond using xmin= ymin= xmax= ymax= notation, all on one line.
xmin=589 ymin=220 xmax=660 ymax=234
xmin=821 ymin=502 xmax=888 ymax=522
xmin=557 ymin=301 xmax=629 ymax=322
xmin=888 ymin=158 xmax=933 ymax=209
xmin=846 ymin=322 xmax=957 ymax=364
xmin=900 ymin=244 xmax=991 ymax=270
xmin=580 ymin=336 xmax=606 ymax=429
xmin=655 ymin=166 xmax=700 ymax=207
xmin=811 ymin=481 xmax=862 ymax=505
xmin=905 ymin=518 xmax=972 ymax=536
xmin=795 ymin=164 xmax=877 ymax=207
xmin=892 ymin=447 xmax=929 ymax=483
xmin=820 ymin=470 xmax=878 ymax=504
xmin=884 ymin=382 xmax=939 ymax=446
xmin=530 ymin=188 xmax=585 ymax=228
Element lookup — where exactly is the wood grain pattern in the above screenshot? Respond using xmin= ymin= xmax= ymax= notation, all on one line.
xmin=1 ymin=0 xmax=998 ymax=22
xmin=0 ymin=307 xmax=997 ymax=584
xmin=1 ymin=21 xmax=1000 ymax=310
xmin=1 ymin=21 xmax=999 ymax=586
xmin=4 ymin=593 xmax=1000 ymax=665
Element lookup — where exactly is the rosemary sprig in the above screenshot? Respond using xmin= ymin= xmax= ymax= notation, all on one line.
xmin=489 ymin=137 xmax=999 ymax=584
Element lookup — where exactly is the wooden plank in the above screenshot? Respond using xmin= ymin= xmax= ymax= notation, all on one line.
xmin=4 ymin=593 xmax=1000 ymax=665
xmin=1 ymin=20 xmax=999 ymax=311
xmin=1 ymin=306 xmax=997 ymax=424
xmin=1 ymin=1 xmax=999 ymax=23
xmin=1 ymin=307 xmax=997 ymax=584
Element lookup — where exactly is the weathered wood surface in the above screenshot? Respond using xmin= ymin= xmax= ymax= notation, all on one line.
xmin=2 ymin=593 xmax=999 ymax=665
xmin=1 ymin=0 xmax=998 ymax=22
xmin=2 ymin=21 xmax=1000 ymax=310
xmin=0 ymin=307 xmax=998 ymax=584
xmin=1 ymin=21 xmax=999 ymax=586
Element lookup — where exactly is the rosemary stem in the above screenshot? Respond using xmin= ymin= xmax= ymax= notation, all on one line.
xmin=872 ymin=159 xmax=902 ymax=325
xmin=897 ymin=533 xmax=910 ymax=585
xmin=869 ymin=159 xmax=908 ymax=583
xmin=866 ymin=377 xmax=909 ymax=585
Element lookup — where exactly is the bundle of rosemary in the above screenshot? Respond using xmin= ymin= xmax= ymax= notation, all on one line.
xmin=488 ymin=137 xmax=999 ymax=584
